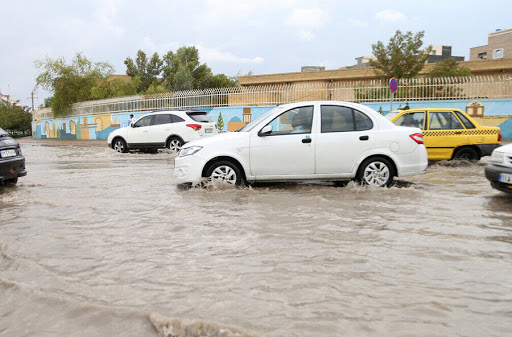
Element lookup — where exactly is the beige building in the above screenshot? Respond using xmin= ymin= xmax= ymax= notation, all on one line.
xmin=470 ymin=28 xmax=512 ymax=61
xmin=239 ymin=58 xmax=512 ymax=86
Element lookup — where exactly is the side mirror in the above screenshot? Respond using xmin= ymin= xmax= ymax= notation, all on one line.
xmin=130 ymin=123 xmax=135 ymax=128
xmin=259 ymin=125 xmax=272 ymax=136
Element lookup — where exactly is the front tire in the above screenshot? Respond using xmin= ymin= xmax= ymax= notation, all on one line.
xmin=205 ymin=161 xmax=244 ymax=187
xmin=357 ymin=157 xmax=394 ymax=187
xmin=113 ymin=138 xmax=128 ymax=153
xmin=167 ymin=137 xmax=183 ymax=152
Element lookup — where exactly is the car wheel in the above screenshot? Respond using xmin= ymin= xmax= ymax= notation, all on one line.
xmin=453 ymin=147 xmax=479 ymax=161
xmin=113 ymin=138 xmax=127 ymax=153
xmin=6 ymin=177 xmax=18 ymax=184
xmin=167 ymin=137 xmax=183 ymax=152
xmin=205 ymin=161 xmax=244 ymax=187
xmin=357 ymin=157 xmax=394 ymax=187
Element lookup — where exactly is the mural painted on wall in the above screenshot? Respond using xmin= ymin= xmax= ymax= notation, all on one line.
xmin=31 ymin=100 xmax=512 ymax=140
xmin=31 ymin=107 xmax=276 ymax=140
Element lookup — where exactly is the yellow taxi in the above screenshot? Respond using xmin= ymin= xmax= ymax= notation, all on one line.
xmin=386 ymin=107 xmax=501 ymax=161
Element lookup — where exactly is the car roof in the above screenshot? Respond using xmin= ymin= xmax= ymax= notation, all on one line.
xmin=151 ymin=110 xmax=207 ymax=115
xmin=0 ymin=127 xmax=8 ymax=135
xmin=391 ymin=108 xmax=465 ymax=113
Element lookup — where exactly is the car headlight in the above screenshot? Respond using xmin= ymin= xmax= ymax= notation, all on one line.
xmin=179 ymin=146 xmax=202 ymax=157
xmin=491 ymin=150 xmax=504 ymax=164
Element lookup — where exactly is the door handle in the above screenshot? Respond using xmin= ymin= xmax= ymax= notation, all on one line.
xmin=359 ymin=135 xmax=369 ymax=141
xmin=302 ymin=138 xmax=312 ymax=143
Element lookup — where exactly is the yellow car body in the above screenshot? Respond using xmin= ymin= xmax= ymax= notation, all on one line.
xmin=387 ymin=108 xmax=501 ymax=161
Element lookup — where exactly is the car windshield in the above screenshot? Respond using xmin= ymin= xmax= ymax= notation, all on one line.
xmin=385 ymin=111 xmax=399 ymax=120
xmin=187 ymin=112 xmax=214 ymax=123
xmin=238 ymin=106 xmax=282 ymax=132
xmin=0 ymin=127 xmax=9 ymax=137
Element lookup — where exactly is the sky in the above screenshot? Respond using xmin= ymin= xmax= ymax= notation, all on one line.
xmin=1 ymin=0 xmax=511 ymax=109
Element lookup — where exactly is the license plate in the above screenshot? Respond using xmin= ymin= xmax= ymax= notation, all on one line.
xmin=0 ymin=149 xmax=16 ymax=158
xmin=499 ymin=173 xmax=512 ymax=184
xmin=205 ymin=128 xmax=213 ymax=134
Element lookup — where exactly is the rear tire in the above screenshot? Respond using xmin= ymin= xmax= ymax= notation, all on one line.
xmin=453 ymin=147 xmax=479 ymax=161
xmin=6 ymin=177 xmax=18 ymax=184
xmin=113 ymin=138 xmax=128 ymax=153
xmin=205 ymin=161 xmax=244 ymax=187
xmin=167 ymin=137 xmax=183 ymax=152
xmin=357 ymin=157 xmax=394 ymax=187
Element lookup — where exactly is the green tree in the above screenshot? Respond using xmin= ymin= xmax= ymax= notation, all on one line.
xmin=124 ymin=50 xmax=163 ymax=92
xmin=173 ymin=66 xmax=194 ymax=91
xmin=0 ymin=104 xmax=33 ymax=136
xmin=35 ymin=53 xmax=114 ymax=116
xmin=207 ymin=74 xmax=238 ymax=88
xmin=162 ymin=46 xmax=213 ymax=90
xmin=370 ymin=30 xmax=432 ymax=79
xmin=91 ymin=76 xmax=141 ymax=99
xmin=426 ymin=58 xmax=471 ymax=78
xmin=217 ymin=112 xmax=224 ymax=131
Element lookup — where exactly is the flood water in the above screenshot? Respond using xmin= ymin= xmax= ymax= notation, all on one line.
xmin=1 ymin=140 xmax=512 ymax=337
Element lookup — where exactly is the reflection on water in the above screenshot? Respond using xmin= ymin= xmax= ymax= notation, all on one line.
xmin=1 ymin=142 xmax=512 ymax=337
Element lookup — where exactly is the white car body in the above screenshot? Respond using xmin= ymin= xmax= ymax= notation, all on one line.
xmin=175 ymin=101 xmax=428 ymax=186
xmin=107 ymin=110 xmax=217 ymax=152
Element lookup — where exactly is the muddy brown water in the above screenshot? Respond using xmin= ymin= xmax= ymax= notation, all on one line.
xmin=1 ymin=139 xmax=512 ymax=337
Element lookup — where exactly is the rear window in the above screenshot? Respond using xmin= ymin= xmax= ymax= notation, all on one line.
xmin=187 ymin=112 xmax=213 ymax=123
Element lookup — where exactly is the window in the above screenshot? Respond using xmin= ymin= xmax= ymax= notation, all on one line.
xmin=321 ymin=106 xmax=373 ymax=133
xmin=187 ymin=112 xmax=214 ymax=122
xmin=153 ymin=114 xmax=173 ymax=125
xmin=394 ymin=112 xmax=425 ymax=129
xmin=171 ymin=114 xmax=185 ymax=123
xmin=493 ymin=48 xmax=504 ymax=59
xmin=133 ymin=116 xmax=152 ymax=127
xmin=428 ymin=111 xmax=463 ymax=130
xmin=477 ymin=52 xmax=487 ymax=60
xmin=265 ymin=106 xmax=313 ymax=135
xmin=454 ymin=111 xmax=475 ymax=129
xmin=321 ymin=106 xmax=354 ymax=132
xmin=354 ymin=110 xmax=373 ymax=131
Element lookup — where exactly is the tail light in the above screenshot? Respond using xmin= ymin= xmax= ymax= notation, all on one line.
xmin=186 ymin=124 xmax=202 ymax=131
xmin=498 ymin=133 xmax=502 ymax=142
xmin=409 ymin=133 xmax=424 ymax=145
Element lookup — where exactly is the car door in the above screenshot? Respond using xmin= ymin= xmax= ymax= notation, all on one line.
xmin=129 ymin=115 xmax=153 ymax=147
xmin=147 ymin=113 xmax=173 ymax=146
xmin=249 ymin=105 xmax=315 ymax=178
xmin=315 ymin=105 xmax=376 ymax=174
xmin=425 ymin=110 xmax=468 ymax=160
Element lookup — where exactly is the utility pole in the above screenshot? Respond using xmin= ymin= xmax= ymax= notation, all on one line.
xmin=27 ymin=90 xmax=38 ymax=111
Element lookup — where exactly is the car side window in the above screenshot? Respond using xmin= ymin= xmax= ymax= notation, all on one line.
xmin=133 ymin=116 xmax=152 ymax=127
xmin=265 ymin=106 xmax=313 ymax=135
xmin=429 ymin=111 xmax=464 ymax=130
xmin=354 ymin=110 xmax=373 ymax=131
xmin=171 ymin=114 xmax=185 ymax=123
xmin=321 ymin=105 xmax=355 ymax=132
xmin=455 ymin=111 xmax=476 ymax=129
xmin=153 ymin=114 xmax=173 ymax=125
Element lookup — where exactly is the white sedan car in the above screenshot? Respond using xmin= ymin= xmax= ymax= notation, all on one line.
xmin=107 ymin=110 xmax=217 ymax=153
xmin=175 ymin=101 xmax=428 ymax=187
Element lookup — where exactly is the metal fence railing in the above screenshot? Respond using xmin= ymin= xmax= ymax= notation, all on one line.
xmin=32 ymin=75 xmax=512 ymax=121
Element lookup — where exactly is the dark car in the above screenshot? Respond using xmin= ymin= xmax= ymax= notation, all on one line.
xmin=0 ymin=127 xmax=27 ymax=184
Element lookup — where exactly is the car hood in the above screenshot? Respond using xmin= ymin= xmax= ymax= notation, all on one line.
xmin=496 ymin=142 xmax=512 ymax=154
xmin=183 ymin=131 xmax=249 ymax=148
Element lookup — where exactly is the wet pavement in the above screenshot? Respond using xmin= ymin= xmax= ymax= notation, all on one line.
xmin=1 ymin=139 xmax=511 ymax=337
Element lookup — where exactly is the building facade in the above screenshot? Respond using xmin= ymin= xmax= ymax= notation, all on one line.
xmin=470 ymin=28 xmax=512 ymax=61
